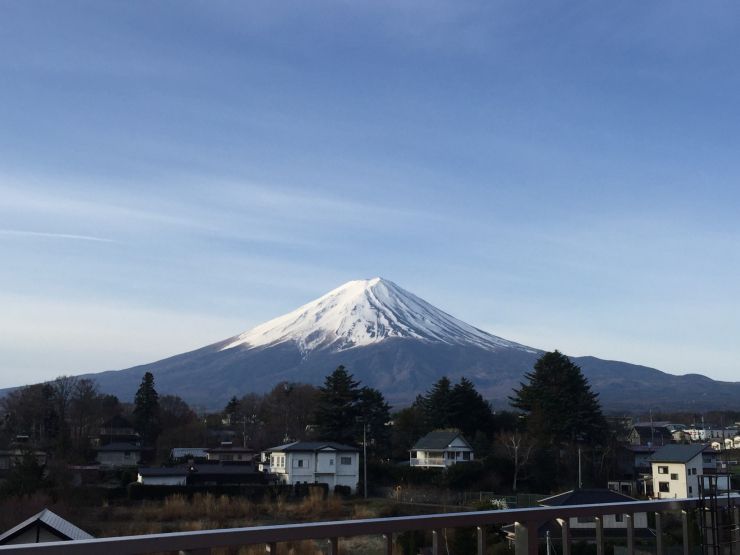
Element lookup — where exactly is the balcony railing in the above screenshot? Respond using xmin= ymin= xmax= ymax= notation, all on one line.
xmin=410 ymin=457 xmax=447 ymax=466
xmin=0 ymin=495 xmax=737 ymax=555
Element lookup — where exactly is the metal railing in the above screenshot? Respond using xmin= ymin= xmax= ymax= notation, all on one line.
xmin=0 ymin=496 xmax=737 ymax=555
xmin=410 ymin=457 xmax=447 ymax=466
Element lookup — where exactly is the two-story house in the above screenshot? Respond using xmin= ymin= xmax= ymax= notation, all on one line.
xmin=265 ymin=441 xmax=359 ymax=492
xmin=410 ymin=430 xmax=474 ymax=468
xmin=650 ymin=444 xmax=705 ymax=498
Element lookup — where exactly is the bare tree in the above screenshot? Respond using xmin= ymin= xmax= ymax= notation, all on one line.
xmin=498 ymin=431 xmax=534 ymax=493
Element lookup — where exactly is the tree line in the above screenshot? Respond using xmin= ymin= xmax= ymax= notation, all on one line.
xmin=0 ymin=350 xmax=643 ymax=494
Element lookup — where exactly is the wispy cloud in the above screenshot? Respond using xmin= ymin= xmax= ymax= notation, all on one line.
xmin=0 ymin=229 xmax=115 ymax=243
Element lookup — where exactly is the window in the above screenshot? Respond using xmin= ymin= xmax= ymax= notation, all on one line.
xmin=294 ymin=459 xmax=304 ymax=468
xmin=688 ymin=486 xmax=693 ymax=494
xmin=340 ymin=456 xmax=352 ymax=465
xmin=329 ymin=459 xmax=334 ymax=465
xmin=670 ymin=473 xmax=678 ymax=480
xmin=659 ymin=482 xmax=670 ymax=493
xmin=462 ymin=451 xmax=470 ymax=461
xmin=692 ymin=468 xmax=697 ymax=475
xmin=410 ymin=451 xmax=417 ymax=458
xmin=658 ymin=466 xmax=669 ymax=474
xmin=615 ymin=514 xmax=624 ymax=523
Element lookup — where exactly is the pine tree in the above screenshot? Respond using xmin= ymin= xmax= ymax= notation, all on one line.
xmin=314 ymin=366 xmax=361 ymax=444
xmin=133 ymin=372 xmax=161 ymax=447
xmin=510 ymin=351 xmax=606 ymax=445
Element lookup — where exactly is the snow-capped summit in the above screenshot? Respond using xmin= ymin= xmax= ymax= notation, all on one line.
xmin=221 ymin=277 xmax=533 ymax=354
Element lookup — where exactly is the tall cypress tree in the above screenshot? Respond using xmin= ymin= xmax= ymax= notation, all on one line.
xmin=133 ymin=372 xmax=160 ymax=447
xmin=510 ymin=351 xmax=606 ymax=445
xmin=423 ymin=376 xmax=452 ymax=430
xmin=314 ymin=366 xmax=361 ymax=444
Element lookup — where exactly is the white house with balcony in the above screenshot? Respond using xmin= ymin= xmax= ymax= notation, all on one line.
xmin=264 ymin=441 xmax=359 ymax=492
xmin=410 ymin=429 xmax=474 ymax=468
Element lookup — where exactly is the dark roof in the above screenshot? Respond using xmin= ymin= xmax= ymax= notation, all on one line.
xmin=138 ymin=467 xmax=188 ymax=477
xmin=411 ymin=430 xmax=471 ymax=450
xmin=101 ymin=414 xmax=133 ymax=429
xmin=539 ymin=489 xmax=638 ymax=506
xmin=266 ymin=441 xmax=358 ymax=453
xmin=96 ymin=442 xmax=142 ymax=452
xmin=649 ymin=444 xmax=705 ymax=463
xmin=0 ymin=509 xmax=93 ymax=544
xmin=207 ymin=447 xmax=254 ymax=453
xmin=188 ymin=464 xmax=257 ymax=475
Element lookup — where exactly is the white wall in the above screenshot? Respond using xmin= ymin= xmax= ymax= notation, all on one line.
xmin=652 ymin=454 xmax=702 ymax=498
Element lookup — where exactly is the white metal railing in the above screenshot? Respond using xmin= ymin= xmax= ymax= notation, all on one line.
xmin=410 ymin=457 xmax=446 ymax=466
xmin=0 ymin=495 xmax=737 ymax=555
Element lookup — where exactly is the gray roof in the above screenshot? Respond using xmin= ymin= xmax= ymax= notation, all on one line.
xmin=649 ymin=444 xmax=706 ymax=463
xmin=0 ymin=509 xmax=93 ymax=544
xmin=411 ymin=430 xmax=471 ymax=450
xmin=170 ymin=448 xmax=209 ymax=459
xmin=266 ymin=441 xmax=358 ymax=453
xmin=539 ymin=489 xmax=637 ymax=506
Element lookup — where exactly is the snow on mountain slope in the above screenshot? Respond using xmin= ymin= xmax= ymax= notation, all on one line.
xmin=221 ymin=277 xmax=537 ymax=354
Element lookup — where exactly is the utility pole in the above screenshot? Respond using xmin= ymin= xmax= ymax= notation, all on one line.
xmin=578 ymin=447 xmax=583 ymax=489
xmin=363 ymin=422 xmax=368 ymax=499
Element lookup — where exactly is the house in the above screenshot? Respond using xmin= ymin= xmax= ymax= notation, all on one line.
xmin=504 ymin=489 xmax=651 ymax=543
xmin=0 ymin=509 xmax=93 ymax=545
xmin=96 ymin=442 xmax=142 ymax=468
xmin=410 ymin=430 xmax=474 ymax=468
xmin=136 ymin=463 xmax=264 ymax=487
xmin=137 ymin=467 xmax=188 ymax=486
xmin=170 ymin=448 xmax=209 ymax=463
xmin=650 ymin=444 xmax=705 ymax=498
xmin=206 ymin=442 xmax=254 ymax=463
xmin=96 ymin=415 xmax=140 ymax=447
xmin=0 ymin=447 xmax=48 ymax=471
xmin=628 ymin=423 xmax=674 ymax=446
xmin=265 ymin=441 xmax=360 ymax=492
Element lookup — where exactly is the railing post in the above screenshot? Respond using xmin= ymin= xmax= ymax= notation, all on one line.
xmin=327 ymin=537 xmax=339 ymax=555
xmin=432 ymin=529 xmax=442 ymax=555
xmin=595 ymin=516 xmax=604 ymax=555
xmin=558 ymin=518 xmax=571 ymax=555
xmin=625 ymin=514 xmax=634 ymax=555
xmin=266 ymin=542 xmax=277 ymax=553
xmin=515 ymin=520 xmax=540 ymax=555
xmin=477 ymin=525 xmax=487 ymax=555
xmin=682 ymin=510 xmax=689 ymax=555
xmin=382 ymin=533 xmax=393 ymax=555
xmin=655 ymin=512 xmax=663 ymax=555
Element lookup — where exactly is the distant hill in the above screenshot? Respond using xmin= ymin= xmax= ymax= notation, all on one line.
xmin=45 ymin=277 xmax=738 ymax=412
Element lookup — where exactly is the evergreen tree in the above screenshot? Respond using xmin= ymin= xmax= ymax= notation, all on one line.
xmin=448 ymin=377 xmax=494 ymax=438
xmin=510 ymin=351 xmax=606 ymax=445
xmin=133 ymin=372 xmax=161 ymax=447
xmin=314 ymin=366 xmax=361 ymax=444
xmin=422 ymin=376 xmax=452 ymax=430
xmin=356 ymin=386 xmax=391 ymax=459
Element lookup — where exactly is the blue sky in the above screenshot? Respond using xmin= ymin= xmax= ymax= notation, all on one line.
xmin=1 ymin=1 xmax=739 ymax=387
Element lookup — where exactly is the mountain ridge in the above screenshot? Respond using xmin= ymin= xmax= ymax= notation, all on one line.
xmin=3 ymin=278 xmax=739 ymax=411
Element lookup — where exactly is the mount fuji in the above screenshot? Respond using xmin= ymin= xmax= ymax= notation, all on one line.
xmin=62 ymin=278 xmax=740 ymax=410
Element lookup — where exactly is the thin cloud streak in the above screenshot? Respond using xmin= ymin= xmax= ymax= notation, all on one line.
xmin=0 ymin=229 xmax=115 ymax=243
